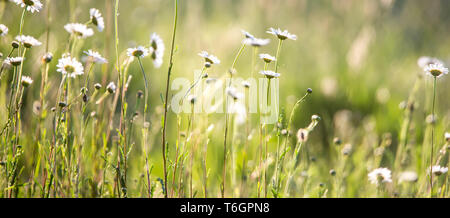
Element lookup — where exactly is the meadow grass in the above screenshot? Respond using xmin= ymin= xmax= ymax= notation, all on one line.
xmin=0 ymin=0 xmax=449 ymax=198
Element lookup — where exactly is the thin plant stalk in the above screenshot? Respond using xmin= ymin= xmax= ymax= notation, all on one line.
xmin=430 ymin=76 xmax=437 ymax=196
xmin=161 ymin=0 xmax=179 ymax=198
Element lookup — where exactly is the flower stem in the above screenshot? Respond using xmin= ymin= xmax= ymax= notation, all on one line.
xmin=161 ymin=0 xmax=179 ymax=198
xmin=430 ymin=76 xmax=436 ymax=197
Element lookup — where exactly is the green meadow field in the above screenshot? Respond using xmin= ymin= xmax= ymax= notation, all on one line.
xmin=0 ymin=0 xmax=449 ymax=198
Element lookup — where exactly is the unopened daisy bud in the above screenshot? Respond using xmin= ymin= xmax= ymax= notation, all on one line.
xmin=12 ymin=41 xmax=20 ymax=48
xmin=106 ymin=82 xmax=116 ymax=94
xmin=21 ymin=76 xmax=33 ymax=87
xmin=83 ymin=94 xmax=89 ymax=103
xmin=188 ymin=95 xmax=197 ymax=105
xmin=311 ymin=115 xmax=321 ymax=121
xmin=296 ymin=128 xmax=308 ymax=143
xmin=307 ymin=88 xmax=313 ymax=94
xmin=202 ymin=73 xmax=209 ymax=78
xmin=58 ymin=102 xmax=67 ymax=108
xmin=94 ymin=83 xmax=102 ymax=90
xmin=242 ymin=81 xmax=251 ymax=88
xmin=137 ymin=90 xmax=144 ymax=98
xmin=342 ymin=143 xmax=352 ymax=156
xmin=426 ymin=114 xmax=437 ymax=125
xmin=333 ymin=137 xmax=342 ymax=145
xmin=329 ymin=169 xmax=336 ymax=176
xmin=42 ymin=52 xmax=53 ymax=63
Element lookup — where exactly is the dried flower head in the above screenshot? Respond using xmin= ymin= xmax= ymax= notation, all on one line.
xmin=89 ymin=8 xmax=105 ymax=32
xmin=127 ymin=46 xmax=149 ymax=58
xmin=84 ymin=50 xmax=108 ymax=64
xmin=149 ymin=33 xmax=165 ymax=68
xmin=424 ymin=63 xmax=448 ymax=78
xmin=64 ymin=23 xmax=94 ymax=39
xmin=368 ymin=168 xmax=392 ymax=185
xmin=259 ymin=70 xmax=280 ymax=79
xmin=15 ymin=35 xmax=42 ymax=48
xmin=56 ymin=55 xmax=84 ymax=78
xmin=21 ymin=76 xmax=33 ymax=87
xmin=12 ymin=0 xmax=43 ymax=13
xmin=259 ymin=53 xmax=276 ymax=63
xmin=198 ymin=51 xmax=220 ymax=65
xmin=0 ymin=24 xmax=8 ymax=37
xmin=267 ymin=27 xmax=297 ymax=40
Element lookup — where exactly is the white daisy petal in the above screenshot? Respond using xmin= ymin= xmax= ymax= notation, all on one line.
xmin=64 ymin=23 xmax=94 ymax=39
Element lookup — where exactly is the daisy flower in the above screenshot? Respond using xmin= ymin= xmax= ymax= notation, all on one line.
xmin=89 ymin=8 xmax=105 ymax=32
xmin=241 ymin=30 xmax=255 ymax=39
xmin=84 ymin=50 xmax=108 ymax=64
xmin=242 ymin=81 xmax=251 ymax=88
xmin=259 ymin=53 xmax=276 ymax=63
xmin=149 ymin=33 xmax=165 ymax=68
xmin=56 ymin=55 xmax=84 ymax=78
xmin=198 ymin=51 xmax=220 ymax=65
xmin=21 ymin=76 xmax=33 ymax=87
xmin=15 ymin=35 xmax=42 ymax=48
xmin=368 ymin=168 xmax=392 ymax=185
xmin=226 ymin=87 xmax=243 ymax=101
xmin=259 ymin=70 xmax=280 ymax=79
xmin=424 ymin=63 xmax=448 ymax=78
xmin=267 ymin=27 xmax=297 ymax=40
xmin=445 ymin=132 xmax=450 ymax=142
xmin=417 ymin=56 xmax=443 ymax=70
xmin=5 ymin=57 xmax=25 ymax=66
xmin=0 ymin=24 xmax=8 ymax=37
xmin=431 ymin=165 xmax=448 ymax=176
xmin=127 ymin=46 xmax=149 ymax=58
xmin=398 ymin=171 xmax=418 ymax=183
xmin=12 ymin=0 xmax=43 ymax=13
xmin=64 ymin=23 xmax=94 ymax=39
xmin=242 ymin=37 xmax=270 ymax=47
xmin=232 ymin=102 xmax=247 ymax=125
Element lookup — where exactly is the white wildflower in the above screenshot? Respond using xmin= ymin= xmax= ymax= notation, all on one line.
xmin=0 ymin=24 xmax=8 ymax=37
xmin=424 ymin=63 xmax=448 ymax=78
xmin=259 ymin=53 xmax=276 ymax=63
xmin=84 ymin=50 xmax=107 ymax=64
xmin=64 ymin=23 xmax=94 ymax=39
xmin=15 ymin=35 xmax=42 ymax=48
xmin=267 ymin=27 xmax=297 ymax=40
xmin=259 ymin=70 xmax=280 ymax=79
xmin=127 ymin=46 xmax=149 ymax=58
xmin=149 ymin=33 xmax=165 ymax=68
xmin=89 ymin=8 xmax=105 ymax=32
xmin=12 ymin=0 xmax=43 ymax=13
xmin=198 ymin=51 xmax=220 ymax=65
xmin=368 ymin=168 xmax=392 ymax=185
xmin=56 ymin=55 xmax=84 ymax=78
